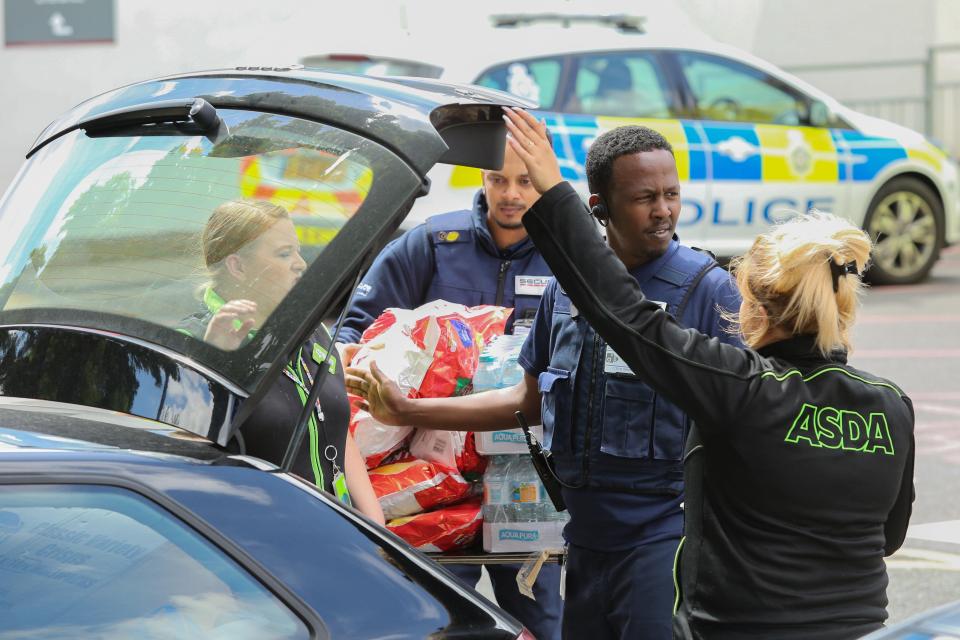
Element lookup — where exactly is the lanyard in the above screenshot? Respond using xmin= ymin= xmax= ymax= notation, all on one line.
xmin=283 ymin=351 xmax=325 ymax=420
xmin=283 ymin=349 xmax=351 ymax=506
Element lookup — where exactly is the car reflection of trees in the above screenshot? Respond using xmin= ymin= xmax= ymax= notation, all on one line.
xmin=0 ymin=328 xmax=175 ymax=415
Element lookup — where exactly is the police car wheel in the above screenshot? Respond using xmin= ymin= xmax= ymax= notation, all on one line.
xmin=863 ymin=176 xmax=944 ymax=285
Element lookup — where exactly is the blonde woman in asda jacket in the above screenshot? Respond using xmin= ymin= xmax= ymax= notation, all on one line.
xmin=502 ymin=107 xmax=915 ymax=640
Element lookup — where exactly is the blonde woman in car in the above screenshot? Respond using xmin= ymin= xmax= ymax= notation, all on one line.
xmin=180 ymin=200 xmax=383 ymax=524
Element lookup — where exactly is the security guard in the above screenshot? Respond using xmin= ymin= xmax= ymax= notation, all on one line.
xmin=338 ymin=144 xmax=561 ymax=640
xmin=503 ymin=106 xmax=915 ymax=640
xmin=347 ymin=126 xmax=743 ymax=640
xmin=338 ymin=145 xmax=554 ymax=344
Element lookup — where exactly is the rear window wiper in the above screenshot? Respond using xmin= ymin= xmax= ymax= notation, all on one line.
xmin=27 ymin=98 xmax=230 ymax=157
xmin=81 ymin=97 xmax=227 ymax=139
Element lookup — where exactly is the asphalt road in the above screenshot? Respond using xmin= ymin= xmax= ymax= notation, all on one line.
xmin=852 ymin=244 xmax=960 ymax=623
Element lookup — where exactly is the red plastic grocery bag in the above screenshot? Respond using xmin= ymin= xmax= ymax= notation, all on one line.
xmin=351 ymin=301 xmax=511 ymax=400
xmin=386 ymin=498 xmax=483 ymax=552
xmin=409 ymin=430 xmax=487 ymax=477
xmin=369 ymin=458 xmax=471 ymax=520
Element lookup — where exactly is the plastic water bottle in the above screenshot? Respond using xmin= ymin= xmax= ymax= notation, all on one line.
xmin=508 ymin=457 xmax=544 ymax=524
xmin=482 ymin=455 xmax=511 ymax=522
xmin=483 ymin=455 xmax=509 ymax=504
xmin=500 ymin=352 xmax=523 ymax=387
xmin=541 ymin=497 xmax=570 ymax=522
xmin=472 ymin=352 xmax=502 ymax=394
xmin=496 ymin=334 xmax=525 ymax=388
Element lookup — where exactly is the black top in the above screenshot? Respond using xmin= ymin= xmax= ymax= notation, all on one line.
xmin=240 ymin=329 xmax=350 ymax=496
xmin=523 ymin=182 xmax=915 ymax=640
xmin=178 ymin=304 xmax=349 ymax=496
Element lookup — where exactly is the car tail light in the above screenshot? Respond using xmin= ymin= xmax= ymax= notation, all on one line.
xmin=516 ymin=628 xmax=537 ymax=640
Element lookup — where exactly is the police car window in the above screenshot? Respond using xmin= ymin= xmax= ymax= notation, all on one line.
xmin=475 ymin=58 xmax=561 ymax=108
xmin=678 ymin=52 xmax=808 ymax=125
xmin=569 ymin=52 xmax=672 ymax=118
xmin=0 ymin=484 xmax=310 ymax=638
xmin=0 ymin=110 xmax=390 ymax=356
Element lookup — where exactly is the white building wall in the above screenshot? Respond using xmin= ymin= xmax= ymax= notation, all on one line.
xmin=1 ymin=0 xmax=958 ymax=195
xmin=0 ymin=0 xmax=411 ymax=194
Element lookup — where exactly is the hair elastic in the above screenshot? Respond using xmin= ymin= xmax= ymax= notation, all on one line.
xmin=829 ymin=260 xmax=859 ymax=293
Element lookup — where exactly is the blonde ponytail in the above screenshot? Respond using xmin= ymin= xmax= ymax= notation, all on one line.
xmin=732 ymin=211 xmax=872 ymax=355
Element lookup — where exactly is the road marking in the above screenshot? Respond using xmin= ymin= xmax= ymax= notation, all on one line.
xmin=868 ymin=283 xmax=960 ymax=295
xmin=887 ymin=546 xmax=960 ymax=571
xmin=851 ymin=349 xmax=960 ymax=359
xmin=907 ymin=520 xmax=960 ymax=546
xmin=915 ymin=420 xmax=960 ymax=432
xmin=858 ymin=314 xmax=960 ymax=324
xmin=914 ymin=404 xmax=960 ymax=417
xmin=908 ymin=392 xmax=960 ymax=401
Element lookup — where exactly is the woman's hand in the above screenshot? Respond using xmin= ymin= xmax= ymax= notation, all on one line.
xmin=344 ymin=361 xmax=410 ymax=426
xmin=503 ymin=107 xmax=563 ymax=195
xmin=204 ymin=299 xmax=257 ymax=350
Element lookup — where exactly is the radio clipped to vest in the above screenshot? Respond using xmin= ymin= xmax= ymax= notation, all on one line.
xmin=515 ymin=411 xmax=566 ymax=512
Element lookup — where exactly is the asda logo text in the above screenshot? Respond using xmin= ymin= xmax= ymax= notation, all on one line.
xmin=784 ymin=403 xmax=894 ymax=455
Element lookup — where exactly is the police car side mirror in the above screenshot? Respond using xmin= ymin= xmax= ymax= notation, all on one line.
xmin=809 ymin=101 xmax=831 ymax=128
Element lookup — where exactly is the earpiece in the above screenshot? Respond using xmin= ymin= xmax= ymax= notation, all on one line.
xmin=590 ymin=199 xmax=609 ymax=228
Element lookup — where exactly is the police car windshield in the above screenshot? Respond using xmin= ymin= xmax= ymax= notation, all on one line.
xmin=0 ymin=109 xmax=410 ymax=391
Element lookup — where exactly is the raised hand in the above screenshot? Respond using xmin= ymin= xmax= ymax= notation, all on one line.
xmin=344 ymin=361 xmax=410 ymax=426
xmin=503 ymin=107 xmax=563 ymax=195
xmin=203 ymin=299 xmax=257 ymax=350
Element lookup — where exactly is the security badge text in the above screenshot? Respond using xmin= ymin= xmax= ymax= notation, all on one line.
xmin=312 ymin=343 xmax=337 ymax=375
xmin=515 ymin=276 xmax=551 ymax=296
xmin=784 ymin=403 xmax=894 ymax=455
xmin=355 ymin=283 xmax=372 ymax=297
xmin=602 ymin=301 xmax=667 ymax=376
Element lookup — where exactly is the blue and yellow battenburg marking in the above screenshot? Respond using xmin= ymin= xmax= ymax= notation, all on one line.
xmin=449 ymin=112 xmax=946 ymax=188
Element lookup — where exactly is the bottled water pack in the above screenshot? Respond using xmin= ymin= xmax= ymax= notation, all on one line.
xmin=473 ymin=335 xmax=544 ymax=455
xmin=475 ymin=335 xmax=568 ymax=551
xmin=481 ymin=454 xmax=568 ymax=552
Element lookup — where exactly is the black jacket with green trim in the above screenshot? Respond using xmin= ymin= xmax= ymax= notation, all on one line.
xmin=177 ymin=299 xmax=350 ymax=496
xmin=522 ymin=181 xmax=915 ymax=640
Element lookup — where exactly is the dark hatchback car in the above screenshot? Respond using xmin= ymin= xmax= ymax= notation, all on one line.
xmin=860 ymin=599 xmax=960 ymax=639
xmin=0 ymin=68 xmax=535 ymax=639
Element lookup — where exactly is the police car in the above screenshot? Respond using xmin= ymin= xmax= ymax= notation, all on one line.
xmin=306 ymin=14 xmax=960 ymax=285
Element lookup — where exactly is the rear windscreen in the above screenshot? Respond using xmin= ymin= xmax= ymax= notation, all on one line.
xmin=0 ymin=108 xmax=418 ymax=389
